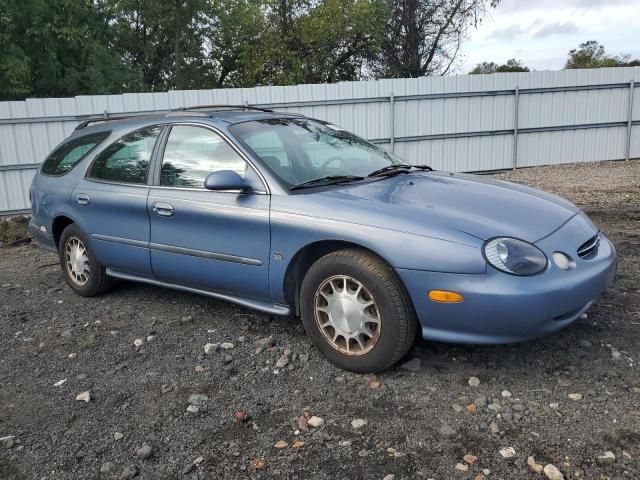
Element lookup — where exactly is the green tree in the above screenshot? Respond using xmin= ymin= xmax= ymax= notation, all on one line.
xmin=565 ymin=41 xmax=639 ymax=69
xmin=0 ymin=0 xmax=505 ymax=100
xmin=200 ymin=0 xmax=309 ymax=87
xmin=99 ymin=0 xmax=211 ymax=91
xmin=374 ymin=0 xmax=500 ymax=78
xmin=0 ymin=0 xmax=137 ymax=100
xmin=100 ymin=0 xmax=385 ymax=89
xmin=202 ymin=0 xmax=265 ymax=87
xmin=298 ymin=0 xmax=386 ymax=83
xmin=470 ymin=61 xmax=498 ymax=74
xmin=470 ymin=58 xmax=529 ymax=74
xmin=0 ymin=12 xmax=31 ymax=100
xmin=238 ymin=0 xmax=385 ymax=86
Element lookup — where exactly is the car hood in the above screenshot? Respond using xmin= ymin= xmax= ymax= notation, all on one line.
xmin=309 ymin=171 xmax=581 ymax=242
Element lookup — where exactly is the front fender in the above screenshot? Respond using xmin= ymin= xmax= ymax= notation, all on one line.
xmin=269 ymin=210 xmax=486 ymax=301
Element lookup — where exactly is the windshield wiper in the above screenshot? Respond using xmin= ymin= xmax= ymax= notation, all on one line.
xmin=290 ymin=175 xmax=365 ymax=191
xmin=367 ymin=164 xmax=413 ymax=177
xmin=367 ymin=164 xmax=433 ymax=178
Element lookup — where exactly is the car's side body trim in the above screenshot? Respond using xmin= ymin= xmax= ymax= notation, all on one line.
xmin=148 ymin=242 xmax=263 ymax=266
xmin=92 ymin=233 xmax=148 ymax=248
xmin=91 ymin=233 xmax=262 ymax=266
xmin=106 ymin=268 xmax=289 ymax=315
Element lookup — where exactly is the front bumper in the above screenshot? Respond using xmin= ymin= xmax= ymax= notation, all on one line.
xmin=398 ymin=220 xmax=617 ymax=344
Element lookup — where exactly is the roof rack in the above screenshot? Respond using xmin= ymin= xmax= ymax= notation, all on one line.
xmin=75 ymin=104 xmax=275 ymax=130
xmin=174 ymin=104 xmax=273 ymax=113
xmin=75 ymin=113 xmax=138 ymax=130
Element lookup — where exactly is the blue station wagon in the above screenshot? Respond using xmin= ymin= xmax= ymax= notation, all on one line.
xmin=29 ymin=106 xmax=617 ymax=372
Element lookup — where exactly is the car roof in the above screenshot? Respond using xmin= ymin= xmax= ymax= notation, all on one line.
xmin=71 ymin=108 xmax=303 ymax=137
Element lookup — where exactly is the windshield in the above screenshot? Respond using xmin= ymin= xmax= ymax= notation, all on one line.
xmin=230 ymin=118 xmax=407 ymax=188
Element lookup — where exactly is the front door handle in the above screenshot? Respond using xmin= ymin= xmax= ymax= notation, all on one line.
xmin=76 ymin=193 xmax=90 ymax=206
xmin=152 ymin=202 xmax=174 ymax=217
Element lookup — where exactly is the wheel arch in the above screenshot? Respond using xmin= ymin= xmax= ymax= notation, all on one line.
xmin=51 ymin=215 xmax=76 ymax=249
xmin=283 ymin=239 xmax=406 ymax=316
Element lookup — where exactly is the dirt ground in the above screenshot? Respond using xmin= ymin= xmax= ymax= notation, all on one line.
xmin=1 ymin=160 xmax=639 ymax=480
xmin=0 ymin=216 xmax=30 ymax=247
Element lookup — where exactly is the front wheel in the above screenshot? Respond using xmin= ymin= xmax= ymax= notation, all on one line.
xmin=58 ymin=224 xmax=113 ymax=297
xmin=300 ymin=249 xmax=417 ymax=373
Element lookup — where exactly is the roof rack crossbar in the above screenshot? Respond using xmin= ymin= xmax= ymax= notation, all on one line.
xmin=75 ymin=112 xmax=141 ymax=130
xmin=174 ymin=104 xmax=273 ymax=113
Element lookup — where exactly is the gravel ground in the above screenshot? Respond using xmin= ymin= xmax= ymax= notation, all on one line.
xmin=494 ymin=160 xmax=640 ymax=210
xmin=1 ymin=161 xmax=639 ymax=480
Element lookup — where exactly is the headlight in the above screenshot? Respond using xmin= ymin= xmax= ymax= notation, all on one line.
xmin=483 ymin=237 xmax=547 ymax=276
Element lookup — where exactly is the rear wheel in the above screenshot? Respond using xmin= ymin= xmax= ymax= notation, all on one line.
xmin=300 ymin=249 xmax=417 ymax=373
xmin=58 ymin=224 xmax=113 ymax=296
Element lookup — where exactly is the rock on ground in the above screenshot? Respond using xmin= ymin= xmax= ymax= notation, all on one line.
xmin=596 ymin=451 xmax=616 ymax=465
xmin=118 ymin=466 xmax=138 ymax=480
xmin=543 ymin=464 xmax=564 ymax=480
xmin=499 ymin=447 xmax=516 ymax=458
xmin=527 ymin=456 xmax=544 ymax=474
xmin=468 ymin=376 xmax=481 ymax=387
xmin=400 ymin=358 xmax=421 ymax=371
xmin=351 ymin=418 xmax=368 ymax=429
xmin=136 ymin=442 xmax=153 ymax=460
xmin=307 ymin=416 xmax=324 ymax=428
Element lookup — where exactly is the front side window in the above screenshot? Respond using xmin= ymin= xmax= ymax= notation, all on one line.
xmin=89 ymin=125 xmax=162 ymax=184
xmin=160 ymin=125 xmax=248 ymax=188
xmin=42 ymin=131 xmax=110 ymax=176
xmin=230 ymin=118 xmax=406 ymax=188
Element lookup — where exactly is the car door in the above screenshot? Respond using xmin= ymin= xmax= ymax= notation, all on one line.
xmin=72 ymin=125 xmax=163 ymax=276
xmin=147 ymin=123 xmax=271 ymax=299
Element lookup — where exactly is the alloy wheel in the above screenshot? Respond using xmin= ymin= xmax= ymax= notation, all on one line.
xmin=64 ymin=237 xmax=90 ymax=286
xmin=313 ymin=275 xmax=381 ymax=356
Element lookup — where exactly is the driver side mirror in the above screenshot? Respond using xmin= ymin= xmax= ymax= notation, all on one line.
xmin=204 ymin=170 xmax=248 ymax=191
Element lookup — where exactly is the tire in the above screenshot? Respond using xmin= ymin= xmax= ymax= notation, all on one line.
xmin=300 ymin=249 xmax=417 ymax=373
xmin=58 ymin=224 xmax=113 ymax=297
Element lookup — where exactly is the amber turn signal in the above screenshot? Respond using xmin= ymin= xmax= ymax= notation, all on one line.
xmin=428 ymin=290 xmax=464 ymax=303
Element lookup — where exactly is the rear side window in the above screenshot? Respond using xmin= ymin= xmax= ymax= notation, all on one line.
xmin=89 ymin=126 xmax=162 ymax=184
xmin=41 ymin=131 xmax=110 ymax=176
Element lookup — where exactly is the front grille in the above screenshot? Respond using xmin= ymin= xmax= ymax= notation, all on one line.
xmin=577 ymin=233 xmax=600 ymax=259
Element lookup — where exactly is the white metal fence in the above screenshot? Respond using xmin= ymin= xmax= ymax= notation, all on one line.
xmin=1 ymin=66 xmax=639 ymax=214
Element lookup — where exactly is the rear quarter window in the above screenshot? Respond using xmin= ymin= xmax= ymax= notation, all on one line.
xmin=41 ymin=131 xmax=111 ymax=176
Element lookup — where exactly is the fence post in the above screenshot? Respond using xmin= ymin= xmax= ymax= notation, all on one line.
xmin=512 ymin=85 xmax=520 ymax=170
xmin=626 ymin=79 xmax=635 ymax=161
xmin=389 ymin=92 xmax=395 ymax=153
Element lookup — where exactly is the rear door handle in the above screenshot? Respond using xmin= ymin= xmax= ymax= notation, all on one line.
xmin=152 ymin=202 xmax=174 ymax=217
xmin=76 ymin=193 xmax=90 ymax=206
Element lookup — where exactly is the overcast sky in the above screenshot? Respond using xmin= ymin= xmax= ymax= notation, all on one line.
xmin=460 ymin=0 xmax=640 ymax=72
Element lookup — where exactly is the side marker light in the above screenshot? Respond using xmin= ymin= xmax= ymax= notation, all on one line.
xmin=428 ymin=290 xmax=464 ymax=303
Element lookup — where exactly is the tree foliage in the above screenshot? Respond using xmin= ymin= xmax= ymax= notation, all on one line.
xmin=470 ymin=58 xmax=529 ymax=74
xmin=230 ymin=0 xmax=387 ymax=86
xmin=100 ymin=0 xmax=214 ymax=91
xmin=0 ymin=0 xmax=499 ymax=100
xmin=375 ymin=0 xmax=500 ymax=78
xmin=565 ymin=41 xmax=640 ymax=69
xmin=0 ymin=0 xmax=138 ymax=99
